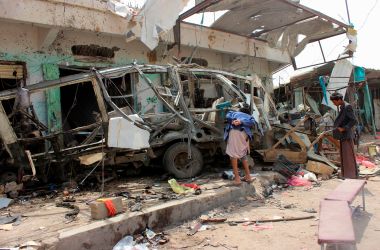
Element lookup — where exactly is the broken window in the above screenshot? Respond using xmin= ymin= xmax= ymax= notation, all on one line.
xmin=0 ymin=61 xmax=26 ymax=116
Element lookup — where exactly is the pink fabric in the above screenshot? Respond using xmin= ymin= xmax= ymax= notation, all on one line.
xmin=226 ymin=129 xmax=249 ymax=159
xmin=318 ymin=200 xmax=355 ymax=244
xmin=250 ymin=223 xmax=273 ymax=232
xmin=362 ymin=160 xmax=376 ymax=169
xmin=287 ymin=176 xmax=312 ymax=187
xmin=356 ymin=155 xmax=369 ymax=164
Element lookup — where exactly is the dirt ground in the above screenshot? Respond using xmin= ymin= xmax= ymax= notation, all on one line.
xmin=1 ymin=134 xmax=380 ymax=249
xmin=0 ymin=171 xmax=237 ymax=247
xmin=162 ymin=177 xmax=380 ymax=250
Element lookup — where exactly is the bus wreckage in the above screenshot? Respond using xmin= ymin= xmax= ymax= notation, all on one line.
xmin=0 ymin=64 xmax=275 ymax=182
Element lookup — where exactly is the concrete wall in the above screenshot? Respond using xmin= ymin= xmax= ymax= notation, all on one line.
xmin=0 ymin=19 xmax=276 ymax=125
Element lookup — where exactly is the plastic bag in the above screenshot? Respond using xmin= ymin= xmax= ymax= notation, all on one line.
xmin=302 ymin=172 xmax=318 ymax=182
xmin=168 ymin=179 xmax=193 ymax=194
xmin=287 ymin=176 xmax=312 ymax=187
xmin=362 ymin=160 xmax=376 ymax=169
xmin=356 ymin=155 xmax=370 ymax=164
xmin=113 ymin=235 xmax=149 ymax=250
xmin=113 ymin=236 xmax=134 ymax=250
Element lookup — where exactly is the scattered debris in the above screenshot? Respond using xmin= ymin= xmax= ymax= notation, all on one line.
xmin=19 ymin=240 xmax=43 ymax=250
xmin=0 ymin=214 xmax=21 ymax=225
xmin=303 ymin=208 xmax=317 ymax=213
xmin=282 ymin=203 xmax=295 ymax=209
xmin=228 ymin=215 xmax=315 ymax=225
xmin=144 ymin=228 xmax=156 ymax=240
xmin=0 ymin=223 xmax=13 ymax=231
xmin=56 ymin=201 xmax=80 ymax=220
xmin=198 ymin=224 xmax=216 ymax=231
xmin=273 ymin=155 xmax=300 ymax=178
xmin=301 ymin=172 xmax=318 ymax=183
xmin=113 ymin=235 xmax=135 ymax=250
xmin=113 ymin=228 xmax=169 ymax=250
xmin=188 ymin=222 xmax=203 ymax=236
xmin=249 ymin=223 xmax=273 ymax=232
xmin=0 ymin=197 xmax=13 ymax=209
xmin=129 ymin=202 xmax=142 ymax=212
xmin=199 ymin=215 xmax=227 ymax=223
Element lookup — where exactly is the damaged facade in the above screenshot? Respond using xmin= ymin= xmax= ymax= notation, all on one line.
xmin=0 ymin=0 xmax=351 ymax=184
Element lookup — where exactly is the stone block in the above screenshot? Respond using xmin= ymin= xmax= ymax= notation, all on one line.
xmin=306 ymin=160 xmax=334 ymax=175
xmin=4 ymin=181 xmax=23 ymax=193
xmin=89 ymin=197 xmax=124 ymax=220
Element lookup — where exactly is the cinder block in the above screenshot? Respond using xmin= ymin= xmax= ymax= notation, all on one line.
xmin=89 ymin=197 xmax=124 ymax=220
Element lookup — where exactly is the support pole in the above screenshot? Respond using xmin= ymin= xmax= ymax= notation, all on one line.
xmin=362 ymin=187 xmax=366 ymax=211
xmin=363 ymin=82 xmax=376 ymax=136
xmin=345 ymin=0 xmax=351 ymax=24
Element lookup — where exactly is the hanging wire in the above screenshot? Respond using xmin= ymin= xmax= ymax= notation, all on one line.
xmin=61 ymin=83 xmax=80 ymax=128
xmin=358 ymin=0 xmax=378 ymax=30
xmin=99 ymin=73 xmax=138 ymax=114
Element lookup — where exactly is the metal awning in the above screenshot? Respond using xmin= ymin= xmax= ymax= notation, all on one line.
xmin=175 ymin=0 xmax=349 ymax=64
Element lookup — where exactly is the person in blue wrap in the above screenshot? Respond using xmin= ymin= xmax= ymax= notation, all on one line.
xmin=224 ymin=104 xmax=256 ymax=185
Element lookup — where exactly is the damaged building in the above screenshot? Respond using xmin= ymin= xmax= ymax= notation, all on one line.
xmin=0 ymin=0 xmax=351 ymax=184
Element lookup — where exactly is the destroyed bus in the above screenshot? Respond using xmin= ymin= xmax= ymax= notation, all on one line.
xmin=0 ymin=64 xmax=272 ymax=182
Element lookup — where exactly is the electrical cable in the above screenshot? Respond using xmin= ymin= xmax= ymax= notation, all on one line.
xmin=358 ymin=0 xmax=378 ymax=30
xmin=99 ymin=73 xmax=139 ymax=115
xmin=61 ymin=83 xmax=79 ymax=128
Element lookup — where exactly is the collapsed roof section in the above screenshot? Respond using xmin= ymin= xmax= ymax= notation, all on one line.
xmin=176 ymin=0 xmax=349 ymax=64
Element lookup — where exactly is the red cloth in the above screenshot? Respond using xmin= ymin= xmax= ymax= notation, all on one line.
xmin=181 ymin=183 xmax=200 ymax=190
xmin=103 ymin=200 xmax=116 ymax=217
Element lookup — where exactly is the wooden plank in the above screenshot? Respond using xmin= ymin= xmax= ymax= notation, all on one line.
xmin=0 ymin=102 xmax=18 ymax=144
xmin=0 ymin=64 xmax=23 ymax=79
xmin=91 ymin=78 xmax=108 ymax=122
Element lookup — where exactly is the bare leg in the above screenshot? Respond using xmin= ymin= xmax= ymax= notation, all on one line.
xmin=230 ymin=158 xmax=241 ymax=185
xmin=242 ymin=159 xmax=252 ymax=182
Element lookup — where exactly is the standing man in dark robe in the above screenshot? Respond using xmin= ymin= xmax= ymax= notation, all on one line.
xmin=330 ymin=92 xmax=358 ymax=179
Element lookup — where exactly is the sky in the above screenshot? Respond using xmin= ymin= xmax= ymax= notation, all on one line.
xmin=273 ymin=0 xmax=380 ymax=84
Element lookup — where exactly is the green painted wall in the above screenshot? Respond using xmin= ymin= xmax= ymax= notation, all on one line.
xmin=42 ymin=63 xmax=62 ymax=132
xmin=0 ymin=52 xmax=143 ymax=125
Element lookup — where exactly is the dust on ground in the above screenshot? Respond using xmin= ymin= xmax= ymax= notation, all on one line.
xmin=162 ymin=177 xmax=380 ymax=250
xmin=0 ymin=170 xmax=235 ymax=247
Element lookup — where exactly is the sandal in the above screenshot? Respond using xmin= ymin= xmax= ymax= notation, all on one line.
xmin=242 ymin=178 xmax=254 ymax=183
xmin=226 ymin=181 xmax=242 ymax=187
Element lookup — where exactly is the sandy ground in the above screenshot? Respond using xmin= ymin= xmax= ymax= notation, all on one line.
xmin=0 ymin=173 xmax=235 ymax=247
xmin=1 ymin=140 xmax=380 ymax=249
xmin=162 ymin=177 xmax=380 ymax=250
